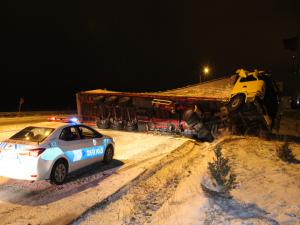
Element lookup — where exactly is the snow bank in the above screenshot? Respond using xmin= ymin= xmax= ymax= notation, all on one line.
xmin=152 ymin=136 xmax=300 ymax=225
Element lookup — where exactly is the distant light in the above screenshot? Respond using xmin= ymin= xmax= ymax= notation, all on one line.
xmin=203 ymin=66 xmax=210 ymax=75
xmin=49 ymin=116 xmax=56 ymax=121
xmin=70 ymin=117 xmax=79 ymax=123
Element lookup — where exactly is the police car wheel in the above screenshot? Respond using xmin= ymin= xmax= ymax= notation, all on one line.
xmin=50 ymin=160 xmax=68 ymax=185
xmin=103 ymin=146 xmax=114 ymax=164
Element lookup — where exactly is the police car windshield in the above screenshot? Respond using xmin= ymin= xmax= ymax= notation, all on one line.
xmin=10 ymin=126 xmax=55 ymax=143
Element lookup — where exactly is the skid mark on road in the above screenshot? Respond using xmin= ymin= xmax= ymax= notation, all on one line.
xmin=71 ymin=141 xmax=201 ymax=225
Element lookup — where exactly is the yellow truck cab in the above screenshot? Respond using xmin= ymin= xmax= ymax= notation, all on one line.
xmin=228 ymin=69 xmax=272 ymax=128
xmin=229 ymin=69 xmax=265 ymax=111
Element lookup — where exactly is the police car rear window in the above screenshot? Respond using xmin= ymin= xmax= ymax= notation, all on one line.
xmin=10 ymin=126 xmax=55 ymax=143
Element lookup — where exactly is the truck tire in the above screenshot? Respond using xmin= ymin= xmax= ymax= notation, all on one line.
xmin=228 ymin=94 xmax=245 ymax=112
xmin=126 ymin=122 xmax=138 ymax=131
xmin=137 ymin=122 xmax=148 ymax=131
xmin=167 ymin=123 xmax=175 ymax=132
xmin=96 ymin=118 xmax=110 ymax=129
xmin=183 ymin=110 xmax=200 ymax=126
xmin=111 ymin=120 xmax=124 ymax=130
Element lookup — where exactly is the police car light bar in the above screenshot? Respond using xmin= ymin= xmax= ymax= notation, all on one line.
xmin=48 ymin=116 xmax=80 ymax=124
xmin=69 ymin=117 xmax=79 ymax=123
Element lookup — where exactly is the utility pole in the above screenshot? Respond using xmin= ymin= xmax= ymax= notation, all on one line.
xmin=19 ymin=97 xmax=24 ymax=113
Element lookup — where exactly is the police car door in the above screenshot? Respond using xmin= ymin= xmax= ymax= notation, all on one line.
xmin=77 ymin=125 xmax=105 ymax=165
xmin=58 ymin=126 xmax=86 ymax=171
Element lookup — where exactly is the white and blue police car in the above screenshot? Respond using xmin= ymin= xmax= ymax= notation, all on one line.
xmin=0 ymin=119 xmax=115 ymax=185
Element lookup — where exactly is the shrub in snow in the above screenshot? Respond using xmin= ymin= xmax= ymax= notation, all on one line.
xmin=202 ymin=145 xmax=237 ymax=197
xmin=276 ymin=142 xmax=295 ymax=163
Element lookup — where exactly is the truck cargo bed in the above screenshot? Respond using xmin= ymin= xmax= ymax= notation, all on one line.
xmin=81 ymin=77 xmax=234 ymax=101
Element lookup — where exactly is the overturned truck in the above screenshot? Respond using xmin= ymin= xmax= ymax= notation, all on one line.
xmin=76 ymin=69 xmax=280 ymax=141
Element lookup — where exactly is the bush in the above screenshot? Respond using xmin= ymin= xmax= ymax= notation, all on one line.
xmin=208 ymin=145 xmax=237 ymax=196
xmin=276 ymin=142 xmax=295 ymax=162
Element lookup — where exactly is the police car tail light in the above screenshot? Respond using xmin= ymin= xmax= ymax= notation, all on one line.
xmin=18 ymin=148 xmax=46 ymax=157
xmin=30 ymin=148 xmax=46 ymax=157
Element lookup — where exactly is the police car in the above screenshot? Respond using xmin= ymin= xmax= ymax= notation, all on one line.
xmin=0 ymin=119 xmax=115 ymax=185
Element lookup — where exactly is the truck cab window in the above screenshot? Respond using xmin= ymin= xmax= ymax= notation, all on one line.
xmin=240 ymin=75 xmax=257 ymax=82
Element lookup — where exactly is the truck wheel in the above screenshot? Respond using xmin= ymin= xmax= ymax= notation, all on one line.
xmin=50 ymin=159 xmax=68 ymax=185
xmin=167 ymin=123 xmax=175 ymax=132
xmin=111 ymin=120 xmax=124 ymax=130
xmin=137 ymin=122 xmax=147 ymax=131
xmin=103 ymin=145 xmax=114 ymax=164
xmin=96 ymin=118 xmax=110 ymax=129
xmin=228 ymin=94 xmax=245 ymax=112
xmin=126 ymin=122 xmax=138 ymax=131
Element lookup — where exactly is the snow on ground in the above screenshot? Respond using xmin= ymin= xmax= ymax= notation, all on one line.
xmin=74 ymin=141 xmax=206 ymax=225
xmin=76 ymin=136 xmax=300 ymax=225
xmin=152 ymin=136 xmax=300 ymax=225
xmin=223 ymin=137 xmax=300 ymax=224
xmin=0 ymin=117 xmax=188 ymax=225
xmin=273 ymin=109 xmax=300 ymax=137
xmin=1 ymin=115 xmax=300 ymax=225
xmin=0 ymin=116 xmax=50 ymax=138
xmin=0 ymin=114 xmax=73 ymax=139
xmin=100 ymin=130 xmax=188 ymax=161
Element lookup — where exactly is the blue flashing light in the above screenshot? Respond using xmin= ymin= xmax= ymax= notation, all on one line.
xmin=70 ymin=117 xmax=79 ymax=123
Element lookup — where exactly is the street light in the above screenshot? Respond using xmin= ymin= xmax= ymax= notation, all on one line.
xmin=200 ymin=66 xmax=210 ymax=82
xmin=204 ymin=66 xmax=210 ymax=75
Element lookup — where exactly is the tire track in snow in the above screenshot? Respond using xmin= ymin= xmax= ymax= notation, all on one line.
xmin=70 ymin=141 xmax=199 ymax=225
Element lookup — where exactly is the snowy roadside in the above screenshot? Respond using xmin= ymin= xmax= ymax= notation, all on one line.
xmin=1 ymin=115 xmax=300 ymax=225
xmin=72 ymin=141 xmax=207 ymax=225
xmin=0 ymin=119 xmax=188 ymax=225
xmin=0 ymin=113 xmax=74 ymax=134
xmin=152 ymin=137 xmax=300 ymax=225
xmin=75 ymin=136 xmax=300 ymax=225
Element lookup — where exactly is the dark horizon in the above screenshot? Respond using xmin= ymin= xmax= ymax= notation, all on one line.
xmin=0 ymin=1 xmax=299 ymax=111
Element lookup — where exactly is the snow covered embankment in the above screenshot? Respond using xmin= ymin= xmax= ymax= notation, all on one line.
xmin=76 ymin=136 xmax=300 ymax=225
xmin=153 ymin=137 xmax=300 ymax=225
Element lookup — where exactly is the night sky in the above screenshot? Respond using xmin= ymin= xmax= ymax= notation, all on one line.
xmin=0 ymin=1 xmax=299 ymax=111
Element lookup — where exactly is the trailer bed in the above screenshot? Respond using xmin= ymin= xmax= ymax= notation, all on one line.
xmin=81 ymin=77 xmax=234 ymax=101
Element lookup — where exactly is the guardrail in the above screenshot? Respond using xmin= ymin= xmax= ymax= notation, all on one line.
xmin=0 ymin=111 xmax=76 ymax=118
